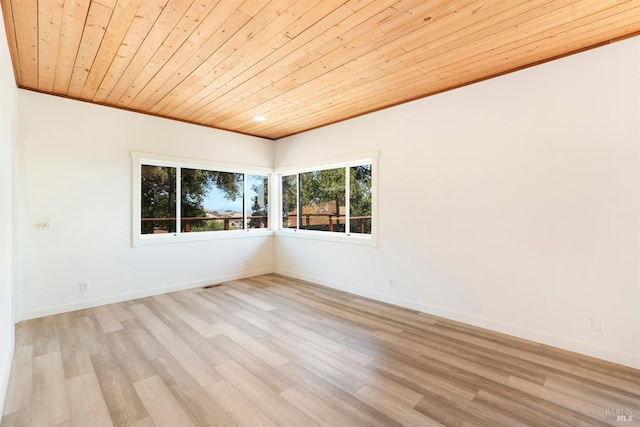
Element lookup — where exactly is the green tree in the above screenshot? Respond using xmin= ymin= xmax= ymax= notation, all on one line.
xmin=181 ymin=169 xmax=243 ymax=232
xmin=288 ymin=165 xmax=372 ymax=234
xmin=141 ymin=166 xmax=243 ymax=234
xmin=248 ymin=175 xmax=268 ymax=228
xmin=350 ymin=164 xmax=372 ymax=234
xmin=299 ymin=168 xmax=346 ymax=231
xmin=281 ymin=175 xmax=298 ymax=228
xmin=141 ymin=166 xmax=176 ymax=234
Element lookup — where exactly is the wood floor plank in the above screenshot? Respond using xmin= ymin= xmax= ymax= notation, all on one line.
xmin=153 ymin=330 xmax=221 ymax=388
xmin=58 ymin=325 xmax=94 ymax=379
xmin=170 ymin=321 xmax=229 ymax=367
xmin=3 ymin=274 xmax=639 ymax=427
xmin=413 ymin=390 xmax=516 ymax=427
xmin=280 ymin=385 xmax=361 ymax=426
xmin=0 ymin=410 xmax=32 ymax=427
xmin=130 ymin=303 xmax=221 ymax=387
xmin=210 ymin=334 xmax=295 ymax=394
xmin=283 ymin=290 xmax=405 ymax=333
xmin=225 ymin=288 xmax=276 ymax=311
xmin=278 ymin=320 xmax=373 ymax=366
xmin=205 ymin=379 xmax=278 ymax=427
xmin=153 ymin=293 xmax=219 ymax=338
xmin=367 ymin=350 xmax=479 ymax=401
xmin=104 ymin=328 xmax=158 ymax=383
xmin=543 ymin=375 xmax=640 ymax=414
xmin=298 ymin=339 xmax=424 ymax=407
xmin=473 ymin=389 xmax=588 ymax=427
xmin=149 ymin=357 xmax=236 ymax=427
xmin=108 ymin=302 xmax=137 ymax=322
xmin=32 ymin=315 xmax=60 ymax=356
xmin=276 ymin=360 xmax=402 ymax=427
xmin=130 ymin=417 xmax=155 ymax=427
xmin=76 ymin=315 xmax=110 ymax=356
xmin=182 ymin=289 xmax=219 ymax=310
xmin=121 ymin=317 xmax=167 ymax=361
xmin=93 ymin=305 xmax=124 ymax=333
xmin=216 ymin=321 xmax=289 ymax=368
xmin=14 ymin=320 xmax=35 ymax=347
xmin=264 ymin=334 xmax=366 ymax=394
xmin=233 ymin=309 xmax=305 ymax=348
xmin=570 ymin=364 xmax=640 ymax=397
xmin=354 ymin=384 xmax=446 ymax=427
xmin=2 ymin=344 xmax=33 ymax=416
xmin=90 ymin=351 xmax=150 ymax=426
xmin=351 ymin=296 xmax=438 ymax=326
xmin=32 ymin=351 xmax=71 ymax=426
xmin=273 ymin=307 xmax=348 ymax=342
xmin=129 ymin=304 xmax=172 ymax=336
xmin=506 ymin=375 xmax=623 ymax=425
xmin=216 ymin=360 xmax=319 ymax=427
xmin=66 ymin=372 xmax=114 ymax=427
xmin=133 ymin=375 xmax=196 ymax=427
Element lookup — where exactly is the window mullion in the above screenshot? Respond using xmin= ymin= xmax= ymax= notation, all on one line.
xmin=243 ymin=174 xmax=248 ymax=230
xmin=296 ymin=173 xmax=300 ymax=230
xmin=345 ymin=166 xmax=350 ymax=234
xmin=176 ymin=167 xmax=181 ymax=236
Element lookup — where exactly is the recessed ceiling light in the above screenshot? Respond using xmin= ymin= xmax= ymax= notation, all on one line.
xmin=253 ymin=115 xmax=266 ymax=122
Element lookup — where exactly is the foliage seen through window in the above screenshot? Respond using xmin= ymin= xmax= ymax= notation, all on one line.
xmin=281 ymin=163 xmax=372 ymax=235
xmin=141 ymin=164 xmax=267 ymax=235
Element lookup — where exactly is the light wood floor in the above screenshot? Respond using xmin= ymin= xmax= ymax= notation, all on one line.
xmin=1 ymin=274 xmax=639 ymax=426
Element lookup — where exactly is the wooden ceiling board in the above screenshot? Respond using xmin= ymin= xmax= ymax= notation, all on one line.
xmin=2 ymin=0 xmax=639 ymax=140
xmin=52 ymin=0 xmax=91 ymax=94
xmin=65 ymin=1 xmax=111 ymax=98
xmin=248 ymin=1 xmax=640 ymax=138
xmin=0 ymin=0 xmax=22 ymax=84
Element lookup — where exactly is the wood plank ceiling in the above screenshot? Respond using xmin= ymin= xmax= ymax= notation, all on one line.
xmin=1 ymin=1 xmax=639 ymax=140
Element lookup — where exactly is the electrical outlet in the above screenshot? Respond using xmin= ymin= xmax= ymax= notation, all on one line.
xmin=35 ymin=221 xmax=52 ymax=231
xmin=79 ymin=282 xmax=88 ymax=293
xmin=590 ymin=317 xmax=604 ymax=332
xmin=389 ymin=278 xmax=395 ymax=288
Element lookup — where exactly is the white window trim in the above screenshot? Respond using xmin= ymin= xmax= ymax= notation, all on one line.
xmin=131 ymin=151 xmax=274 ymax=247
xmin=275 ymin=151 xmax=378 ymax=247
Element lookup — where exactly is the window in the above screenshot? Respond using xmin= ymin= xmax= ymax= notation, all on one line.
xmin=141 ymin=165 xmax=177 ymax=234
xmin=279 ymin=157 xmax=375 ymax=242
xmin=350 ymin=164 xmax=372 ymax=234
xmin=133 ymin=153 xmax=271 ymax=245
xmin=281 ymin=175 xmax=297 ymax=229
xmin=247 ymin=174 xmax=269 ymax=229
xmin=299 ymin=167 xmax=346 ymax=232
xmin=180 ymin=168 xmax=244 ymax=233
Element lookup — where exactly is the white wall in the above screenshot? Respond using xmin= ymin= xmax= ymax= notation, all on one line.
xmin=275 ymin=37 xmax=640 ymax=369
xmin=0 ymin=9 xmax=18 ymax=417
xmin=18 ymin=91 xmax=275 ymax=319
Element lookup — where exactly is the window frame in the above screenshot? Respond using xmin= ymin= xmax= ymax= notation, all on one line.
xmin=132 ymin=152 xmax=273 ymax=247
xmin=275 ymin=151 xmax=378 ymax=247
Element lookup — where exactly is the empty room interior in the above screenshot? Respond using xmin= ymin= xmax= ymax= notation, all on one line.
xmin=1 ymin=1 xmax=639 ymax=426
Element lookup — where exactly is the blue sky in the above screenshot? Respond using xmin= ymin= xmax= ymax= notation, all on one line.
xmin=201 ymin=175 xmax=266 ymax=213
xmin=203 ymin=185 xmax=242 ymax=213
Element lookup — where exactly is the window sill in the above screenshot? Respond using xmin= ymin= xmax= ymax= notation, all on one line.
xmin=275 ymin=229 xmax=376 ymax=247
xmin=133 ymin=228 xmax=274 ymax=247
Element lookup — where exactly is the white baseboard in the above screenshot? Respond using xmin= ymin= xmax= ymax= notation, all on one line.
xmin=277 ymin=268 xmax=640 ymax=370
xmin=19 ymin=268 xmax=274 ymax=321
